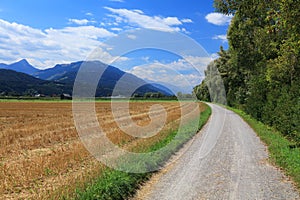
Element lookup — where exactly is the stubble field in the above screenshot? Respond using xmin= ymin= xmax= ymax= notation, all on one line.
xmin=0 ymin=101 xmax=204 ymax=199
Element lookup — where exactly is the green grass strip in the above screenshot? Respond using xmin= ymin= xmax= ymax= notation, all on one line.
xmin=72 ymin=104 xmax=211 ymax=200
xmin=228 ymin=107 xmax=300 ymax=190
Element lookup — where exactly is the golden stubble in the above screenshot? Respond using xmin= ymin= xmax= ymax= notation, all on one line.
xmin=0 ymin=101 xmax=204 ymax=199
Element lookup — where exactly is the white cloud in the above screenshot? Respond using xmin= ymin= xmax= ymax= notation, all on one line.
xmin=184 ymin=56 xmax=213 ymax=69
xmin=86 ymin=47 xmax=129 ymax=64
xmin=127 ymin=34 xmax=136 ymax=40
xmin=104 ymin=7 xmax=190 ymax=32
xmin=109 ymin=0 xmax=124 ymax=2
xmin=46 ymin=26 xmax=115 ymax=39
xmin=205 ymin=13 xmax=233 ymax=26
xmin=127 ymin=56 xmax=212 ymax=93
xmin=141 ymin=56 xmax=150 ymax=62
xmin=163 ymin=17 xmax=182 ymax=26
xmin=181 ymin=18 xmax=193 ymax=23
xmin=111 ymin=27 xmax=123 ymax=31
xmin=68 ymin=18 xmax=95 ymax=25
xmin=129 ymin=64 xmax=202 ymax=93
xmin=211 ymin=53 xmax=219 ymax=60
xmin=132 ymin=9 xmax=144 ymax=14
xmin=85 ymin=12 xmax=93 ymax=16
xmin=0 ymin=18 xmax=124 ymax=69
xmin=213 ymin=34 xmax=228 ymax=43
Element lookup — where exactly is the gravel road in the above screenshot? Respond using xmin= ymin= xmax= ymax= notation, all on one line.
xmin=133 ymin=104 xmax=300 ymax=200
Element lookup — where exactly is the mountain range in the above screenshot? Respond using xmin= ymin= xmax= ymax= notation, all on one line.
xmin=0 ymin=59 xmax=173 ymax=97
xmin=0 ymin=59 xmax=39 ymax=75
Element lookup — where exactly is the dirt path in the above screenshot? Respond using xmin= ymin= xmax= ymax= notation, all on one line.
xmin=133 ymin=104 xmax=300 ymax=200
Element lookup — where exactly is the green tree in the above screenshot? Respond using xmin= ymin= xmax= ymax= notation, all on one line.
xmin=195 ymin=0 xmax=300 ymax=142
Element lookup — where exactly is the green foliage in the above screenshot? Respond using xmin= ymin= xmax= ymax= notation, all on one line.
xmin=176 ymin=92 xmax=194 ymax=99
xmin=213 ymin=0 xmax=238 ymax=15
xmin=194 ymin=60 xmax=227 ymax=104
xmin=143 ymin=92 xmax=165 ymax=99
xmin=193 ymin=82 xmax=210 ymax=102
xmin=75 ymin=170 xmax=148 ymax=200
xmin=194 ymin=0 xmax=300 ymax=142
xmin=0 ymin=69 xmax=71 ymax=96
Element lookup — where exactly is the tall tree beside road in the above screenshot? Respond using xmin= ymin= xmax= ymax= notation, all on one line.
xmin=194 ymin=0 xmax=300 ymax=143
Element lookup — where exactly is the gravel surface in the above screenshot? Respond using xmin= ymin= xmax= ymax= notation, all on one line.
xmin=133 ymin=104 xmax=300 ymax=200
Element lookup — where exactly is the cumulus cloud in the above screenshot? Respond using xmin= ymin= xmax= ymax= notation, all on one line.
xmin=127 ymin=56 xmax=212 ymax=93
xmin=104 ymin=7 xmax=190 ymax=32
xmin=213 ymin=34 xmax=228 ymax=43
xmin=128 ymin=64 xmax=202 ymax=93
xmin=184 ymin=56 xmax=212 ymax=68
xmin=68 ymin=18 xmax=95 ymax=25
xmin=163 ymin=17 xmax=182 ymax=26
xmin=111 ymin=27 xmax=123 ymax=31
xmin=181 ymin=18 xmax=193 ymax=23
xmin=0 ymin=18 xmax=124 ymax=69
xmin=205 ymin=13 xmax=233 ymax=26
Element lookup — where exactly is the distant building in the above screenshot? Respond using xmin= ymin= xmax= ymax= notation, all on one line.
xmin=34 ymin=94 xmax=46 ymax=97
xmin=60 ymin=93 xmax=72 ymax=100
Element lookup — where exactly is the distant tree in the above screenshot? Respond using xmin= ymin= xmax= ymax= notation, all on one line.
xmin=176 ymin=92 xmax=183 ymax=99
xmin=24 ymin=89 xmax=38 ymax=97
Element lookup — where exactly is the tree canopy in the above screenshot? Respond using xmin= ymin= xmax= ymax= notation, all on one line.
xmin=194 ymin=0 xmax=300 ymax=143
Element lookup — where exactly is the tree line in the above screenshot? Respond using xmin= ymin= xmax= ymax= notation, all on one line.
xmin=194 ymin=0 xmax=300 ymax=143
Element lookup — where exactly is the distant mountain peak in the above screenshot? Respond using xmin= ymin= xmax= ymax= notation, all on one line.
xmin=17 ymin=59 xmax=29 ymax=64
xmin=0 ymin=59 xmax=173 ymax=97
xmin=0 ymin=59 xmax=39 ymax=75
xmin=13 ymin=59 xmax=32 ymax=67
xmin=33 ymin=60 xmax=173 ymax=97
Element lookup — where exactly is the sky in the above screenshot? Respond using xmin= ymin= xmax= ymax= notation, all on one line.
xmin=0 ymin=0 xmax=232 ymax=93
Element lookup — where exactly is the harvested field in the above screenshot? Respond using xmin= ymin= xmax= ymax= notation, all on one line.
xmin=0 ymin=101 xmax=204 ymax=199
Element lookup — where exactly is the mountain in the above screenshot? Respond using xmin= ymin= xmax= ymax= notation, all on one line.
xmin=147 ymin=83 xmax=174 ymax=96
xmin=145 ymin=79 xmax=184 ymax=94
xmin=33 ymin=61 xmax=81 ymax=80
xmin=0 ymin=59 xmax=39 ymax=75
xmin=34 ymin=61 xmax=173 ymax=97
xmin=0 ymin=60 xmax=172 ymax=97
xmin=0 ymin=63 xmax=7 ymax=69
xmin=0 ymin=69 xmax=70 ymax=96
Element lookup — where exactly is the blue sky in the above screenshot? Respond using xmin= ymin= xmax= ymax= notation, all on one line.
xmin=0 ymin=0 xmax=232 ymax=92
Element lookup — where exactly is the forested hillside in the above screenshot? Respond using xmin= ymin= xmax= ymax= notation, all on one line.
xmin=194 ymin=0 xmax=300 ymax=143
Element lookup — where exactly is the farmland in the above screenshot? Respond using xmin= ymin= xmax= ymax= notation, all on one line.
xmin=0 ymin=101 xmax=206 ymax=199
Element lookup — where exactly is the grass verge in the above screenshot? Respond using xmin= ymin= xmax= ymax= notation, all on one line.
xmin=72 ymin=103 xmax=211 ymax=200
xmin=228 ymin=107 xmax=300 ymax=190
